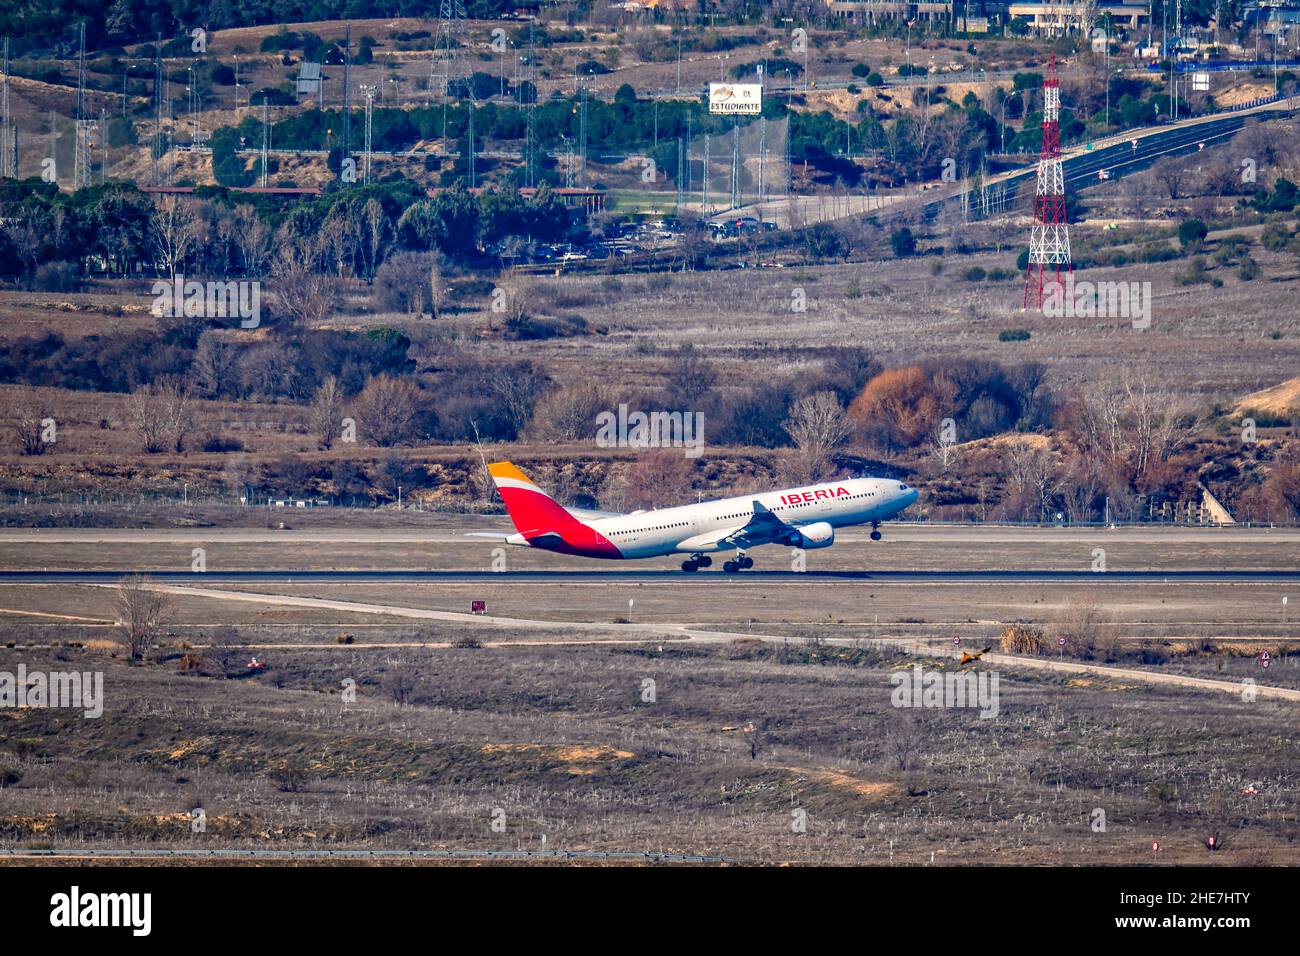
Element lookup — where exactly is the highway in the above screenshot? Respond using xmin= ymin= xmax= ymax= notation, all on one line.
xmin=934 ymin=100 xmax=1295 ymax=217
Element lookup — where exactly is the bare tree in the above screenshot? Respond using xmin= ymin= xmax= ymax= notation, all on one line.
xmin=884 ymin=715 xmax=925 ymax=771
xmin=487 ymin=364 xmax=550 ymax=439
xmin=783 ymin=390 xmax=850 ymax=483
xmin=527 ymin=383 xmax=608 ymax=442
xmin=310 ymin=375 xmax=346 ymax=449
xmin=383 ymin=667 xmax=417 ymax=706
xmin=496 ymin=276 xmax=533 ymax=326
xmin=231 ymin=204 xmax=273 ymax=278
xmin=150 ymin=195 xmax=201 ymax=276
xmin=1157 ymin=163 xmax=1187 ymax=200
xmin=208 ymin=623 xmax=249 ymax=677
xmin=270 ymin=230 xmax=340 ymax=327
xmin=1060 ymin=453 xmax=1105 ymax=524
xmin=353 ymin=374 xmax=422 ymax=447
xmin=156 ymin=376 xmax=195 ymax=453
xmin=114 ymin=575 xmax=170 ymax=660
xmin=360 ymin=198 xmax=388 ymax=284
xmin=319 ymin=203 xmax=360 ymax=278
xmin=785 ymin=390 xmax=850 ymax=451
xmin=1003 ymin=438 xmax=1063 ymax=522
xmin=189 ymin=331 xmax=241 ymax=399
xmin=374 ymin=251 xmax=434 ymax=316
xmin=664 ymin=343 xmax=718 ymax=409
xmin=429 ymin=255 xmax=448 ymax=320
xmin=12 ymin=404 xmax=54 ymax=456
xmin=127 ymin=385 xmax=170 ymax=453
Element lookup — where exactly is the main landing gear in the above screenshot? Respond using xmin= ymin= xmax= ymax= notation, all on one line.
xmin=681 ymin=553 xmax=714 ymax=573
xmin=722 ymin=552 xmax=754 ymax=574
xmin=870 ymin=521 xmax=882 ymax=541
xmin=681 ymin=551 xmax=754 ymax=573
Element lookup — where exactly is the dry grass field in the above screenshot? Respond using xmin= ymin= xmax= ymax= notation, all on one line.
xmin=2 ymin=635 xmax=1297 ymax=865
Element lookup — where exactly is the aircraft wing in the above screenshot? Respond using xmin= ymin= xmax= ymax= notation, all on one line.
xmin=681 ymin=501 xmax=795 ymax=550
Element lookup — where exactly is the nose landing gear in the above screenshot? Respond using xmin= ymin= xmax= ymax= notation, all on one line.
xmin=870 ymin=521 xmax=882 ymax=541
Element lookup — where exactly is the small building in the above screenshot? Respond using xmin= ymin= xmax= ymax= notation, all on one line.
xmin=1241 ymin=2 xmax=1300 ymax=37
xmin=518 ymin=186 xmax=608 ymax=214
xmin=1007 ymin=1 xmax=1150 ymax=34
xmin=824 ymin=1 xmax=955 ymax=24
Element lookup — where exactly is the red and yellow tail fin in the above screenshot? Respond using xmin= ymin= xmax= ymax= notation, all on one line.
xmin=488 ymin=461 xmax=577 ymax=535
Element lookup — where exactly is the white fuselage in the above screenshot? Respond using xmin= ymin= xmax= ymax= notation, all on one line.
xmin=581 ymin=477 xmax=918 ymax=558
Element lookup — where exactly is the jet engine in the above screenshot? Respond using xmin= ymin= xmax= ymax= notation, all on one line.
xmin=783 ymin=522 xmax=834 ymax=549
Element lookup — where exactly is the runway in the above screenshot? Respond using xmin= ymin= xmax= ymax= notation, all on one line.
xmin=4 ymin=569 xmax=1300 ymax=584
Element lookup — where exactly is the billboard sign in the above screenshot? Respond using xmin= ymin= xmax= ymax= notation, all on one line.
xmin=709 ymin=83 xmax=762 ymax=115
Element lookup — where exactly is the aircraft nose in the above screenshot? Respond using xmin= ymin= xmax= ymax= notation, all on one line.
xmin=904 ymin=488 xmax=919 ymax=507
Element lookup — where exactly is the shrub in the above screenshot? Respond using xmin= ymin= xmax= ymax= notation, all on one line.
xmin=0 ymin=761 xmax=22 ymax=787
xmin=1052 ymin=603 xmax=1119 ymax=661
xmin=32 ymin=261 xmax=80 ymax=292
xmin=1176 ymin=256 xmax=1210 ymax=285
xmin=890 ymin=227 xmax=917 ymax=258
xmin=1261 ymin=223 xmax=1291 ymax=251
xmin=504 ymin=314 xmax=588 ymax=340
xmin=998 ymin=328 xmax=1031 ymax=342
xmin=1136 ymin=646 xmax=1169 ymax=665
xmin=999 ymin=624 xmax=1046 ymax=654
xmin=200 ymin=433 xmax=244 ymax=453
xmin=805 ymin=223 xmax=849 ymax=258
xmin=373 ymin=251 xmax=439 ymax=316
xmin=1177 ymin=217 xmax=1208 ymax=248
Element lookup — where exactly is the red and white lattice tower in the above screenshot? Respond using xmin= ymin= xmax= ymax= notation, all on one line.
xmin=1023 ymin=53 xmax=1071 ymax=309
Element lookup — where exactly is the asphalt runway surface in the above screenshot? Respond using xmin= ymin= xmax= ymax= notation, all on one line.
xmin=4 ymin=569 xmax=1300 ymax=584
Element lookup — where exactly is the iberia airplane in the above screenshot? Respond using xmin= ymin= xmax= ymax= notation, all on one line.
xmin=479 ymin=461 xmax=919 ymax=573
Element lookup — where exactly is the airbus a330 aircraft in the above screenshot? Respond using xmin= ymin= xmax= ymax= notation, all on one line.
xmin=478 ymin=461 xmax=919 ymax=572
